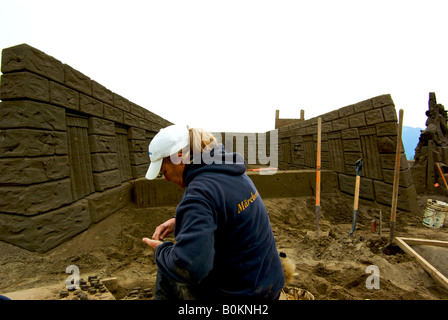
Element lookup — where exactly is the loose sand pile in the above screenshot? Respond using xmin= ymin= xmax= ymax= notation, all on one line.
xmin=1 ymin=190 xmax=447 ymax=300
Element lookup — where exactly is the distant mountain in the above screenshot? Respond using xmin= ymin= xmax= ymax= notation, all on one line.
xmin=402 ymin=126 xmax=424 ymax=160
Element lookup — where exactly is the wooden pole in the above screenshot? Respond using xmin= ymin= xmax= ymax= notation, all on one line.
xmin=315 ymin=117 xmax=322 ymax=236
xmin=388 ymin=109 xmax=404 ymax=246
xmin=436 ymin=163 xmax=448 ymax=190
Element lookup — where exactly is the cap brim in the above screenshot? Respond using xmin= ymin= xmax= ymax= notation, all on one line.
xmin=145 ymin=159 xmax=163 ymax=180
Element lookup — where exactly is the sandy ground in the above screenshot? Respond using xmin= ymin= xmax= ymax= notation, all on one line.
xmin=1 ymin=190 xmax=448 ymax=300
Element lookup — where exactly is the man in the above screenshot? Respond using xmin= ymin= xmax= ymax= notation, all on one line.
xmin=142 ymin=124 xmax=284 ymax=300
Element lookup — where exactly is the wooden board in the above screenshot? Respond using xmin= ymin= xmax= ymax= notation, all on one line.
xmin=395 ymin=237 xmax=448 ymax=290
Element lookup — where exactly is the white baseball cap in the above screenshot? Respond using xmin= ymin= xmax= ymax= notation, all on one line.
xmin=145 ymin=124 xmax=190 ymax=180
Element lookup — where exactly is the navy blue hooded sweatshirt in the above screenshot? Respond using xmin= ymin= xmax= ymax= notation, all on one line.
xmin=154 ymin=144 xmax=285 ymax=299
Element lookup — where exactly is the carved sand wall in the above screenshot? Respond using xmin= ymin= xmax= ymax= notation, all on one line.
xmin=276 ymin=94 xmax=418 ymax=212
xmin=411 ymin=92 xmax=448 ymax=194
xmin=0 ymin=44 xmax=171 ymax=252
xmin=0 ymin=44 xmax=421 ymax=253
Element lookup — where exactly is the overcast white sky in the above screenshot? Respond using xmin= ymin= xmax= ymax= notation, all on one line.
xmin=1 ymin=0 xmax=447 ymax=133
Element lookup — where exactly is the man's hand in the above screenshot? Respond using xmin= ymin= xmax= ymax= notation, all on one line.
xmin=142 ymin=238 xmax=163 ymax=251
xmin=142 ymin=218 xmax=176 ymax=252
xmin=152 ymin=217 xmax=176 ymax=241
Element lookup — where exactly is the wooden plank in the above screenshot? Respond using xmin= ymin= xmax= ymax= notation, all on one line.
xmin=397 ymin=237 xmax=448 ymax=248
xmin=395 ymin=237 xmax=448 ymax=290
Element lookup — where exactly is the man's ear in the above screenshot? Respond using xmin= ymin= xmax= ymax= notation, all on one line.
xmin=178 ymin=151 xmax=188 ymax=166
xmin=169 ymin=151 xmax=187 ymax=165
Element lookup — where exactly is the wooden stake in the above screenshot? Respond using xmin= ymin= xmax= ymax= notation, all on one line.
xmin=315 ymin=117 xmax=322 ymax=236
xmin=436 ymin=163 xmax=448 ymax=190
xmin=388 ymin=109 xmax=404 ymax=246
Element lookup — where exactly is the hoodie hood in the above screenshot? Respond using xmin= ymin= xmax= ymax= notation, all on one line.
xmin=183 ymin=144 xmax=246 ymax=186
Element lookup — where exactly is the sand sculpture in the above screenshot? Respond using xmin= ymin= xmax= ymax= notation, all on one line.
xmin=412 ymin=92 xmax=448 ymax=193
xmin=0 ymin=44 xmax=428 ymax=253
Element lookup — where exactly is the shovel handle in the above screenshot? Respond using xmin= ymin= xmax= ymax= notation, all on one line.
xmin=353 ymin=175 xmax=361 ymax=210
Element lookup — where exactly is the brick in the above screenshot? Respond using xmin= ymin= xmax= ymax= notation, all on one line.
xmin=322 ymin=110 xmax=339 ymax=122
xmin=306 ymin=125 xmax=318 ymax=135
xmin=321 ymin=121 xmax=333 ymax=133
xmin=91 ymin=80 xmax=113 ymax=105
xmin=93 ymin=169 xmax=121 ymax=191
xmin=292 ymin=127 xmax=306 ymax=136
xmin=104 ymin=104 xmax=124 ymax=123
xmin=382 ymin=105 xmax=397 ymax=122
xmin=87 ymin=182 xmax=133 ymax=222
xmin=113 ymin=93 xmax=130 ymax=112
xmin=380 ymin=153 xmax=408 ymax=170
xmin=365 ymin=108 xmax=384 ymax=125
xmin=348 ymin=112 xmax=366 ymax=128
xmin=144 ymin=109 xmax=158 ymax=122
xmin=331 ymin=117 xmax=349 ymax=131
xmin=124 ymin=112 xmax=139 ymax=127
xmin=342 ymin=139 xmax=361 ymax=152
xmin=152 ymin=122 xmax=163 ymax=132
xmin=327 ymin=131 xmax=341 ymax=140
xmin=338 ymin=173 xmax=375 ymax=200
xmin=1 ymin=72 xmax=49 ymax=102
xmin=376 ymin=122 xmax=397 ymax=136
xmin=287 ymin=122 xmax=301 ymax=131
xmin=309 ymin=117 xmax=319 ymax=125
xmin=0 ymin=178 xmax=73 ymax=215
xmin=49 ymin=81 xmax=79 ymax=110
xmin=382 ymin=168 xmax=414 ymax=187
xmin=129 ymin=152 xmax=148 ymax=165
xmin=89 ymin=135 xmax=117 ymax=153
xmin=344 ymin=152 xmax=363 ymax=166
xmin=131 ymin=163 xmax=149 ymax=178
xmin=372 ymin=94 xmax=394 ymax=109
xmin=353 ymin=99 xmax=373 ymax=113
xmin=373 ymin=180 xmax=418 ymax=211
xmin=0 ymin=129 xmax=68 ymax=157
xmin=88 ymin=117 xmax=115 ymax=136
xmin=1 ymin=44 xmax=64 ymax=83
xmin=80 ymin=94 xmax=103 ymax=117
xmin=128 ymin=139 xmax=147 ymax=152
xmin=130 ymin=102 xmax=146 ymax=118
xmin=0 ymin=100 xmax=66 ymax=131
xmin=377 ymin=136 xmax=396 ymax=153
xmin=139 ymin=118 xmax=152 ymax=131
xmin=64 ymin=64 xmax=91 ymax=95
xmin=341 ymin=128 xmax=359 ymax=139
xmin=0 ymin=156 xmax=69 ymax=185
xmin=338 ymin=105 xmax=354 ymax=117
xmin=0 ymin=199 xmax=91 ymax=252
xmin=91 ymin=153 xmax=119 ymax=172
xmin=298 ymin=119 xmax=310 ymax=128
xmin=128 ymin=127 xmax=145 ymax=140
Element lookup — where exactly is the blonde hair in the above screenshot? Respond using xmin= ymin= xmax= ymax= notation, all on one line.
xmin=166 ymin=127 xmax=219 ymax=165
xmin=187 ymin=128 xmax=219 ymax=163
xmin=189 ymin=128 xmax=218 ymax=153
